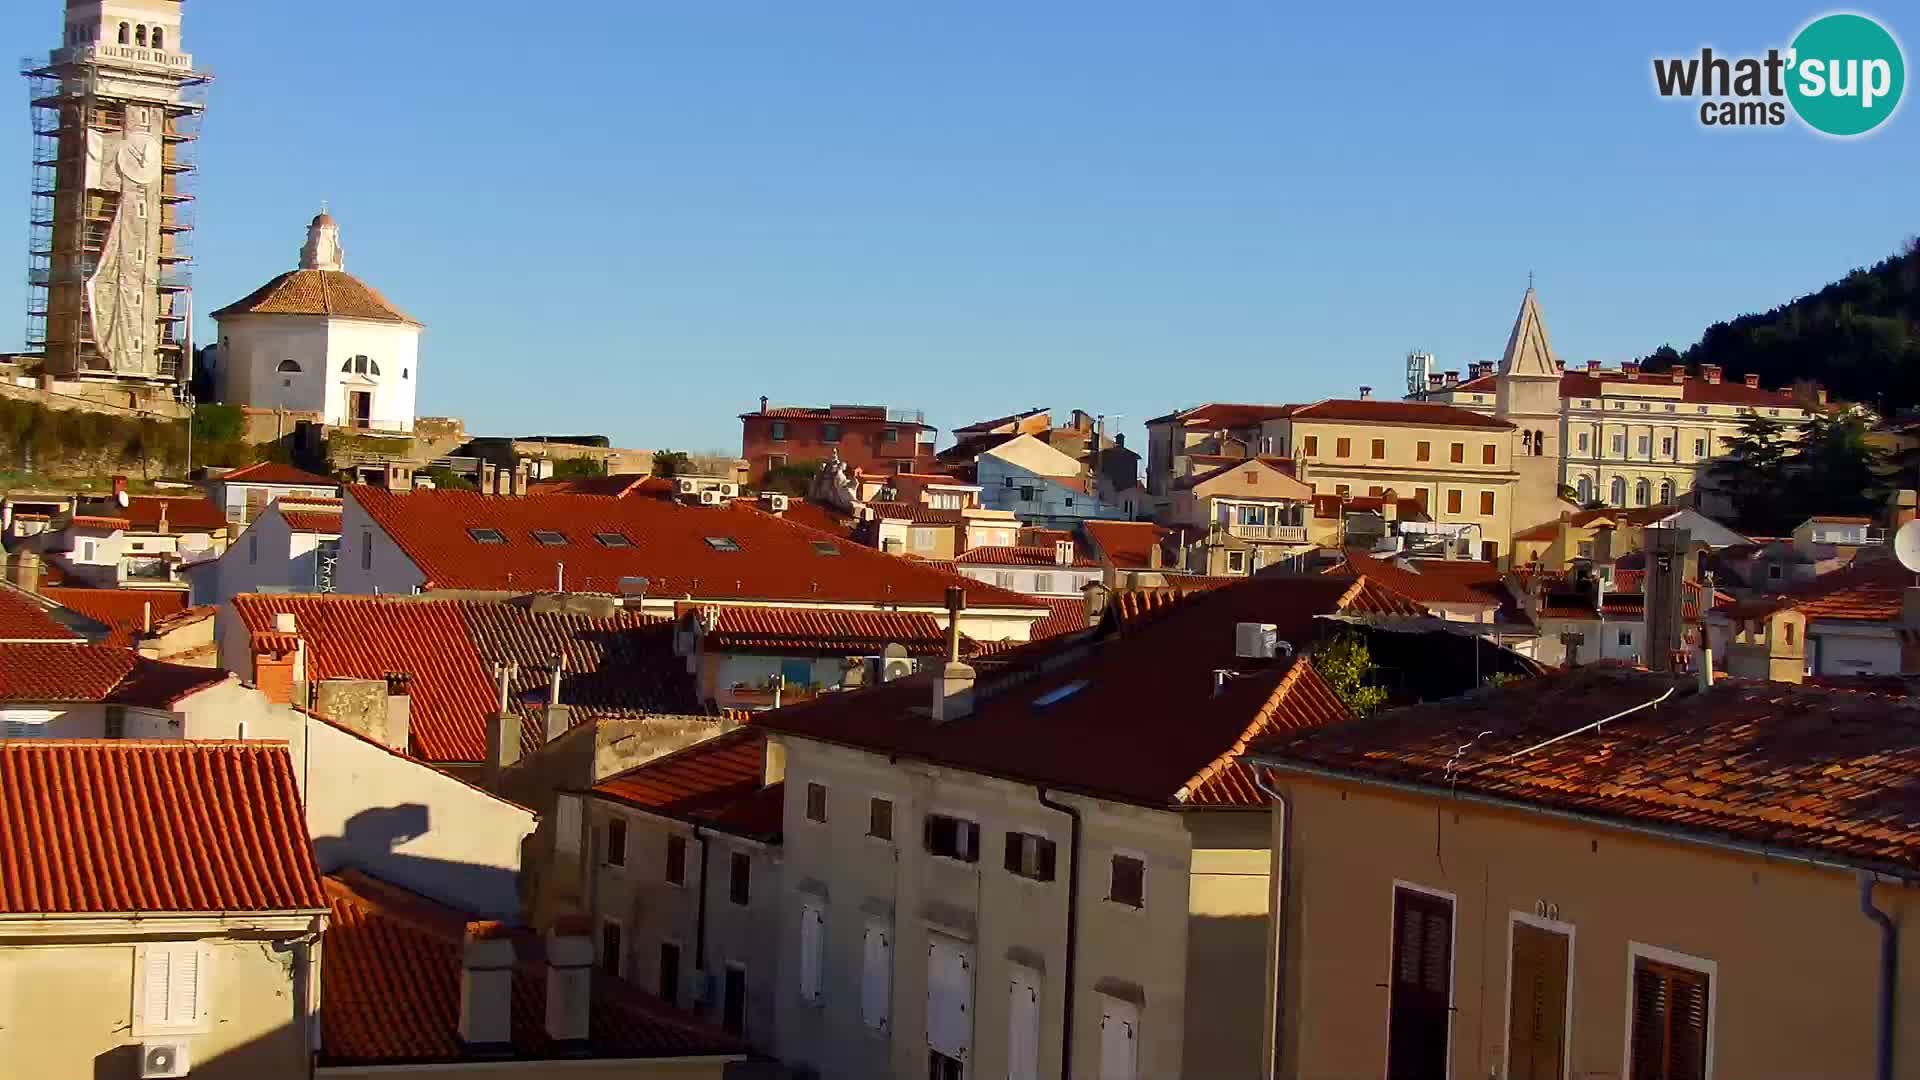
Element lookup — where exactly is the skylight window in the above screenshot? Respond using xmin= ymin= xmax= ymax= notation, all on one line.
xmin=811 ymin=541 xmax=841 ymax=556
xmin=1033 ymin=679 xmax=1090 ymax=708
xmin=531 ymin=529 xmax=567 ymax=546
xmin=467 ymin=527 xmax=506 ymax=545
xmin=594 ymin=532 xmax=631 ymax=548
xmin=705 ymin=536 xmax=742 ymax=552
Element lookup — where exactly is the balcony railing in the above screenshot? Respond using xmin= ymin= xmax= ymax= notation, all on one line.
xmin=1225 ymin=523 xmax=1307 ymax=543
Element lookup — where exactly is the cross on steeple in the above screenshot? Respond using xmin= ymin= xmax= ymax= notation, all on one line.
xmin=1528 ymin=269 xmax=1535 ymax=290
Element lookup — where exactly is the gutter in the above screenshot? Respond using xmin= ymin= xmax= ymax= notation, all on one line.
xmin=1859 ymin=874 xmax=1898 ymax=1080
xmin=1036 ymin=787 xmax=1082 ymax=1080
xmin=1250 ymin=766 xmax=1291 ymax=1080
xmin=693 ymin=826 xmax=712 ymax=981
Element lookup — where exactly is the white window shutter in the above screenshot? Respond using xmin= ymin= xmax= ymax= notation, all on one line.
xmin=172 ymin=946 xmax=203 ymax=1026
xmin=861 ymin=923 xmax=892 ymax=1030
xmin=1008 ymin=971 xmax=1041 ymax=1080
xmin=1099 ymin=998 xmax=1138 ymax=1080
xmin=799 ymin=904 xmax=824 ymax=1002
xmin=144 ymin=946 xmax=172 ymax=1025
xmin=927 ymin=942 xmax=974 ymax=1059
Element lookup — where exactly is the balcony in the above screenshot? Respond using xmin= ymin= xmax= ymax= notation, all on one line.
xmin=1225 ymin=523 xmax=1307 ymax=543
xmin=120 ymin=555 xmax=175 ymax=582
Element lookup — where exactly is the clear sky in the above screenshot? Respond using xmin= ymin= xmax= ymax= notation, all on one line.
xmin=1 ymin=1 xmax=1912 ymax=453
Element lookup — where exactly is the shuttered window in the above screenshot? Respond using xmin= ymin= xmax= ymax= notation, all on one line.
xmin=1446 ymin=489 xmax=1462 ymax=514
xmin=1630 ymin=956 xmax=1710 ymax=1080
xmin=1099 ymin=996 xmax=1139 ymax=1080
xmin=139 ymin=943 xmax=208 ymax=1033
xmin=1008 ymin=970 xmax=1041 ymax=1080
xmin=926 ymin=940 xmax=974 ymax=1061
xmin=861 ymin=921 xmax=892 ymax=1031
xmin=798 ymin=904 xmax=825 ymax=1002
xmin=1386 ymin=887 xmax=1452 ymax=1080
xmin=1506 ymin=923 xmax=1570 ymax=1080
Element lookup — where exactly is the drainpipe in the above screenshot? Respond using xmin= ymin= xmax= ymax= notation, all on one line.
xmin=1037 ymin=787 xmax=1082 ymax=1080
xmin=694 ymin=827 xmax=712 ymax=987
xmin=1859 ymin=873 xmax=1897 ymax=1080
xmin=1251 ymin=766 xmax=1292 ymax=1079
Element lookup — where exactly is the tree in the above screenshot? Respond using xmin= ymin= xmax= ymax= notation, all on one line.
xmin=1312 ymin=630 xmax=1388 ymax=717
xmin=420 ymin=465 xmax=476 ymax=491
xmin=1709 ymin=416 xmax=1794 ymax=533
xmin=1793 ymin=409 xmax=1891 ymax=520
xmin=652 ymin=450 xmax=692 ymax=478
xmin=552 ymin=456 xmax=607 ymax=479
xmin=762 ymin=461 xmax=822 ymax=497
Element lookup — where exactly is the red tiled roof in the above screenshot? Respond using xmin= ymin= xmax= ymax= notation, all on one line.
xmin=0 ymin=741 xmax=325 ymax=914
xmin=1323 ymin=551 xmax=1504 ymax=609
xmin=1768 ymin=558 xmax=1909 ymax=623
xmin=868 ymin=501 xmax=966 ymax=525
xmin=1147 ymin=402 xmax=1293 ymax=428
xmin=282 ymin=508 xmax=345 ymax=533
xmin=699 ymin=606 xmax=949 ymax=656
xmin=1082 ymin=520 xmax=1171 ymax=571
xmin=531 ymin=473 xmax=658 ymax=498
xmin=1807 ymin=515 xmax=1873 ymax=525
xmin=592 ymin=726 xmax=782 ymax=841
xmin=764 ymin=497 xmax=858 ymax=539
xmin=0 ymin=643 xmax=229 ymax=704
xmin=1450 ymin=368 xmax=1799 ymax=407
xmin=1029 ymin=596 xmax=1091 ymax=639
xmin=742 ymin=403 xmax=924 ymax=425
xmin=1254 ymin=666 xmax=1920 ymax=873
xmin=68 ymin=515 xmax=131 ymax=530
xmin=121 ymin=495 xmax=229 ymax=533
xmin=321 ymin=871 xmax=746 ymax=1065
xmin=350 ymin=487 xmax=1041 ymax=610
xmin=42 ymin=587 xmax=189 ymax=646
xmin=953 ymin=545 xmax=1099 ymax=569
xmin=0 ymin=586 xmax=87 ymax=641
xmin=1283 ymin=398 xmax=1515 ymax=430
xmin=1176 ymin=456 xmax=1303 ymax=491
xmin=220 ymin=461 xmax=341 ymax=487
xmin=952 ymin=407 xmax=1049 ymax=436
xmin=212 ymin=268 xmax=420 ymax=325
xmin=231 ymin=594 xmax=705 ymax=764
xmin=755 ymin=575 xmax=1425 ymax=807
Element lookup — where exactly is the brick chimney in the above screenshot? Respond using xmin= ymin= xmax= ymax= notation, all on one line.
xmin=544 ymin=914 xmax=595 ymax=1048
xmin=460 ymin=921 xmax=516 ymax=1051
xmin=1622 ymin=363 xmax=1640 ymax=380
xmin=1743 ymin=373 xmax=1760 ymax=388
xmin=931 ymin=586 xmax=975 ymax=725
xmin=1443 ymin=371 xmax=1460 ymax=388
xmin=1669 ymin=369 xmax=1685 ymax=384
xmin=1586 ymin=360 xmax=1600 ymax=373
xmin=1701 ymin=364 xmax=1722 ymax=384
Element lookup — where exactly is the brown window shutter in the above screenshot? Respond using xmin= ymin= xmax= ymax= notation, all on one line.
xmin=1630 ymin=958 xmax=1710 ymax=1080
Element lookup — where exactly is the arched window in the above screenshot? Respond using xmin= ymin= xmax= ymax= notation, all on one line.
xmin=1576 ymin=476 xmax=1591 ymax=504
xmin=1610 ymin=477 xmax=1626 ymax=506
xmin=1659 ymin=479 xmax=1674 ymax=505
xmin=341 ymin=355 xmax=379 ymax=376
xmin=1634 ymin=479 xmax=1650 ymax=506
xmin=118 ymin=22 xmax=130 ymax=44
xmin=135 ymin=25 xmax=147 ymax=46
xmin=1521 ymin=431 xmax=1532 ymax=455
xmin=1534 ymin=429 xmax=1546 ymax=455
xmin=277 ymin=359 xmax=301 ymax=373
xmin=151 ymin=28 xmax=164 ymax=50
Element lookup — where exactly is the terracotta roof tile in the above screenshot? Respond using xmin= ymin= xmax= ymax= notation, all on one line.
xmin=219 ymin=462 xmax=341 ymax=487
xmin=593 ymin=726 xmax=782 ymax=841
xmin=953 ymin=545 xmax=1099 ymax=569
xmin=0 ymin=741 xmax=325 ymax=913
xmin=698 ymin=606 xmax=949 ymax=656
xmin=120 ymin=495 xmax=229 ymax=533
xmin=41 ymin=587 xmax=190 ymax=646
xmin=1322 ymin=550 xmax=1505 ymax=609
xmin=212 ymin=268 xmax=420 ymax=325
xmin=867 ymin=501 xmax=967 ymax=525
xmin=350 ymin=487 xmax=1041 ymax=610
xmin=1451 ymin=368 xmax=1799 ymax=407
xmin=1147 ymin=403 xmax=1293 ymax=428
xmin=1763 ymin=558 xmax=1909 ymax=623
xmin=1254 ymin=666 xmax=1920 ymax=873
xmin=1081 ymin=520 xmax=1172 ymax=570
xmin=0 ymin=643 xmax=228 ymax=704
xmin=0 ymin=587 xmax=87 ymax=641
xmin=1029 ymin=596 xmax=1092 ymax=640
xmin=320 ymin=871 xmax=745 ymax=1065
xmin=1285 ymin=398 xmax=1514 ymax=430
xmin=531 ymin=474 xmax=658 ymax=498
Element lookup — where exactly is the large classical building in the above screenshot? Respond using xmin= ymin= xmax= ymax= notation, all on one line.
xmin=1414 ymin=289 xmax=1816 ymax=525
xmin=25 ymin=0 xmax=209 ymax=387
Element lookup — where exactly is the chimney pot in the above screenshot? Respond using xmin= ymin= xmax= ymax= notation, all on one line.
xmin=544 ymin=920 xmax=594 ymax=1048
xmin=1743 ymin=373 xmax=1760 ymax=388
xmin=460 ymin=922 xmax=517 ymax=1051
xmin=760 ymin=396 xmax=769 ymax=414
xmin=1702 ymin=364 xmax=1722 ymax=384
xmin=1586 ymin=360 xmax=1601 ymax=373
xmin=1358 ymin=385 xmax=1372 ymax=400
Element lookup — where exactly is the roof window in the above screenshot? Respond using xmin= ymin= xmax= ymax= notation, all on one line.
xmin=1033 ymin=679 xmax=1090 ymax=708
xmin=705 ymin=536 xmax=742 ymax=552
xmin=532 ymin=529 xmax=567 ymax=546
xmin=467 ymin=527 xmax=507 ymax=544
xmin=594 ymin=532 xmax=631 ymax=548
xmin=811 ymin=541 xmax=841 ymax=556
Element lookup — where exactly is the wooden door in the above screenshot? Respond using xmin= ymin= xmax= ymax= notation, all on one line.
xmin=1386 ymin=887 xmax=1453 ymax=1080
xmin=1506 ymin=923 xmax=1569 ymax=1080
xmin=349 ymin=390 xmax=372 ymax=429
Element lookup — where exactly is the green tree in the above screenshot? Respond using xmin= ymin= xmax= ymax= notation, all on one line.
xmin=552 ymin=456 xmax=607 ymax=479
xmin=420 ymin=465 xmax=477 ymax=491
xmin=652 ymin=450 xmax=692 ymax=478
xmin=1311 ymin=630 xmax=1388 ymax=717
xmin=1793 ymin=409 xmax=1891 ymax=520
xmin=762 ymin=461 xmax=822 ymax=497
xmin=1709 ymin=416 xmax=1794 ymax=533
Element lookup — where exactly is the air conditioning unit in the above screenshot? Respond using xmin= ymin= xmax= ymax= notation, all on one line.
xmin=1235 ymin=622 xmax=1280 ymax=659
xmin=882 ymin=656 xmax=915 ymax=682
xmin=699 ymin=489 xmax=722 ymax=506
xmin=719 ymin=483 xmax=739 ymax=498
xmin=140 ymin=1041 xmax=191 ymax=1079
xmin=761 ymin=492 xmax=790 ymax=513
xmin=676 ymin=477 xmax=700 ymax=495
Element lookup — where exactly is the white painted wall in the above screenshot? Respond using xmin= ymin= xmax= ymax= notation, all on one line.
xmin=1809 ymin=624 xmax=1902 ymax=676
xmin=331 ymin=496 xmax=428 ymax=597
xmin=214 ymin=510 xmax=339 ymax=606
xmin=215 ymin=312 xmax=421 ymax=432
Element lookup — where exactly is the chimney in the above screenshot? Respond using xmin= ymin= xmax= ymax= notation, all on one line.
xmin=1428 ymin=372 xmax=1444 ymax=389
xmin=384 ymin=673 xmax=413 ymax=754
xmin=274 ymin=612 xmax=298 ymax=633
xmin=487 ymin=662 xmax=522 ymax=778
xmin=1358 ymin=386 xmax=1372 ymax=400
xmin=1669 ymin=369 xmax=1686 ymax=384
xmin=1443 ymin=371 xmax=1460 ymax=388
xmin=4 ymin=551 xmax=41 ymax=594
xmin=544 ymin=914 xmax=594 ymax=1048
xmin=1054 ymin=539 xmax=1073 ymax=566
xmin=252 ymin=636 xmax=298 ymax=706
xmin=112 ymin=475 xmax=128 ymax=500
xmin=1743 ymin=373 xmax=1760 ymax=388
xmin=931 ymin=586 xmax=976 ymax=725
xmin=313 ymin=677 xmax=390 ymax=741
xmin=1586 ymin=360 xmax=1600 ymax=374
xmin=459 ymin=922 xmax=516 ymax=1052
xmin=759 ymin=395 xmax=769 ymax=415
xmin=544 ymin=654 xmax=572 ymax=744
xmin=156 ymin=501 xmax=170 ymax=534
xmin=1701 ymin=364 xmax=1722 ymax=384
xmin=141 ymin=600 xmax=151 ymax=634
xmin=1114 ymin=432 xmax=1125 ymax=449
xmin=1622 ymin=363 xmax=1640 ymax=380
xmin=763 ymin=738 xmax=787 ymax=787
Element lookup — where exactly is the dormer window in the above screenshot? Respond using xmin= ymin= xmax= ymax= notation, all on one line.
xmin=810 ymin=541 xmax=841 ymax=556
xmin=467 ymin=527 xmax=507 ymax=544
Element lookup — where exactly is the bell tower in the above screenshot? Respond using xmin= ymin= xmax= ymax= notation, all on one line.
xmin=1495 ymin=286 xmax=1569 ymax=534
xmin=24 ymin=0 xmax=209 ymax=388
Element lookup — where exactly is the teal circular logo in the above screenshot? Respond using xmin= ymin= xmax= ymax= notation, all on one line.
xmin=1787 ymin=13 xmax=1905 ymax=136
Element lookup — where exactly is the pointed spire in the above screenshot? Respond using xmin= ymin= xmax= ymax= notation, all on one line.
xmin=1499 ymin=287 xmax=1558 ymax=378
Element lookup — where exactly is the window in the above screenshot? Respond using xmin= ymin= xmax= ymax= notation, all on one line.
xmin=594 ymin=531 xmax=630 ymax=548
xmin=928 ymin=942 xmax=974 ymax=1067
xmin=1020 ymin=485 xmax=1036 ymax=502
xmin=723 ymin=966 xmax=747 ymax=1035
xmin=1003 ymin=476 xmax=1015 ymax=489
xmin=1506 ymin=921 xmax=1571 ymax=1080
xmin=1576 ymin=477 xmax=1591 ymax=504
xmin=1245 ymin=471 xmax=1259 ymax=485
xmin=361 ymin=530 xmax=373 ymax=570
xmin=913 ymin=527 xmax=937 ymax=551
xmin=995 ymin=571 xmax=1016 ymax=588
xmin=1386 ymin=887 xmax=1453 ymax=1079
xmin=1618 ymin=628 xmax=1633 ymax=647
xmin=1302 ymin=436 xmax=1318 ymax=456
xmin=1335 ymin=437 xmax=1351 ymax=458
xmin=1609 ymin=433 xmax=1625 ymax=455
xmin=665 ymin=834 xmax=687 ymax=886
xmin=135 ymin=24 xmax=146 ymax=45
xmin=1008 ymin=970 xmax=1042 ymax=1080
xmin=118 ymin=22 xmax=129 ymax=44
xmin=1450 ymin=443 xmax=1464 ymax=464
xmin=769 ymin=421 xmax=788 ymax=441
xmin=531 ymin=529 xmax=567 ymax=546
xmin=1577 ymin=432 xmax=1590 ymax=453
xmin=658 ymin=942 xmax=681 ymax=1005
xmin=1769 ymin=408 xmax=1779 ymax=417
xmin=1661 ymin=438 xmax=1674 ymax=456
xmin=1611 ymin=477 xmax=1626 ymax=505
xmin=1480 ymin=491 xmax=1494 ymax=515
xmin=105 ymin=706 xmax=126 ymax=739
xmin=600 ymin=920 xmax=623 ymax=977
xmin=1416 ymin=440 xmax=1431 ymax=462
xmin=1635 ymin=479 xmax=1650 ymax=506
xmin=1693 ymin=438 xmax=1706 ymax=456
xmin=930 ymin=1051 xmax=965 ymax=1080
xmin=1108 ymin=854 xmax=1145 ymax=907
xmin=1371 ymin=438 xmax=1386 ymax=459
xmin=703 ymin=536 xmax=741 ymax=551
xmin=1660 ymin=480 xmax=1675 ymax=504
xmin=340 ymin=355 xmax=380 ymax=376
xmin=1629 ymin=953 xmax=1711 ymax=1080
xmin=1034 ymin=573 xmax=1054 ymax=593
xmin=869 ymin=797 xmax=894 ymax=840
xmin=137 ymin=943 xmax=208 ymax=1034
xmin=805 ymin=782 xmax=827 ymax=823
xmin=798 ymin=904 xmax=825 ymax=1002
xmin=861 ymin=921 xmax=892 ymax=1032
xmin=249 ymin=534 xmax=259 ymax=565
xmin=1482 ymin=444 xmax=1497 ymax=465
xmin=1446 ymin=489 xmax=1462 ymax=514
xmin=884 ymin=428 xmax=900 ymax=443
xmin=1335 ymin=484 xmax=1350 ymax=498
xmin=1784 ymin=621 xmax=1796 ymax=645
xmin=82 ymin=540 xmax=97 ymax=562
xmin=467 ymin=527 xmax=506 ymax=544
xmin=1637 ymin=436 xmax=1651 ymax=456
xmin=811 ymin=540 xmax=841 ymax=556
xmin=277 ymin=359 xmax=301 ymax=373
xmin=1577 ymin=540 xmax=1594 ymax=559
xmin=1768 ymin=564 xmax=1783 ymax=581
xmin=1099 ymin=997 xmax=1140 ymax=1080
xmin=729 ymin=851 xmax=751 ymax=906
xmin=1064 ymin=496 xmax=1075 ymax=508
xmin=1368 ymin=486 xmax=1384 ymax=497
xmin=1004 ymin=832 xmax=1057 ymax=881
xmin=822 ymin=423 xmax=842 ymax=443
xmin=1227 ymin=550 xmax=1246 ymax=574
xmin=604 ymin=818 xmax=627 ymax=866
xmin=925 ymin=814 xmax=981 ymax=862
xmin=1697 ymin=405 xmax=1709 ymax=414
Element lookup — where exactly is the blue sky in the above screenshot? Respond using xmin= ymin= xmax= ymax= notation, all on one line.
xmin=1 ymin=1 xmax=1912 ymax=453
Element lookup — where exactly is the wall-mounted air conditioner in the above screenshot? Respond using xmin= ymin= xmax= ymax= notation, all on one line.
xmin=676 ymin=477 xmax=700 ymax=495
xmin=762 ymin=493 xmax=790 ymax=512
xmin=140 ymin=1042 xmax=191 ymax=1079
xmin=699 ymin=489 xmax=722 ymax=506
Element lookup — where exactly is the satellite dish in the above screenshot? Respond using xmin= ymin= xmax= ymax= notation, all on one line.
xmin=115 ymin=489 xmax=130 ymax=509
xmin=1895 ymin=520 xmax=1920 ymax=574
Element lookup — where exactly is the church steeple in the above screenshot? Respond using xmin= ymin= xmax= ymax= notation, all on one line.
xmin=1499 ymin=287 xmax=1559 ymax=379
xmin=299 ymin=210 xmax=344 ymax=272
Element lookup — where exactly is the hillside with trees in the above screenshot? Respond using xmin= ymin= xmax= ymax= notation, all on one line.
xmin=1639 ymin=238 xmax=1920 ymax=414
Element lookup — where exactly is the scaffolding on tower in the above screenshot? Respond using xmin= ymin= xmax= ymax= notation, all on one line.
xmin=21 ymin=41 xmax=209 ymax=389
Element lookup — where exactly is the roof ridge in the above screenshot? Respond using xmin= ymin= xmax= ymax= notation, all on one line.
xmin=1176 ymin=653 xmax=1320 ymax=804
